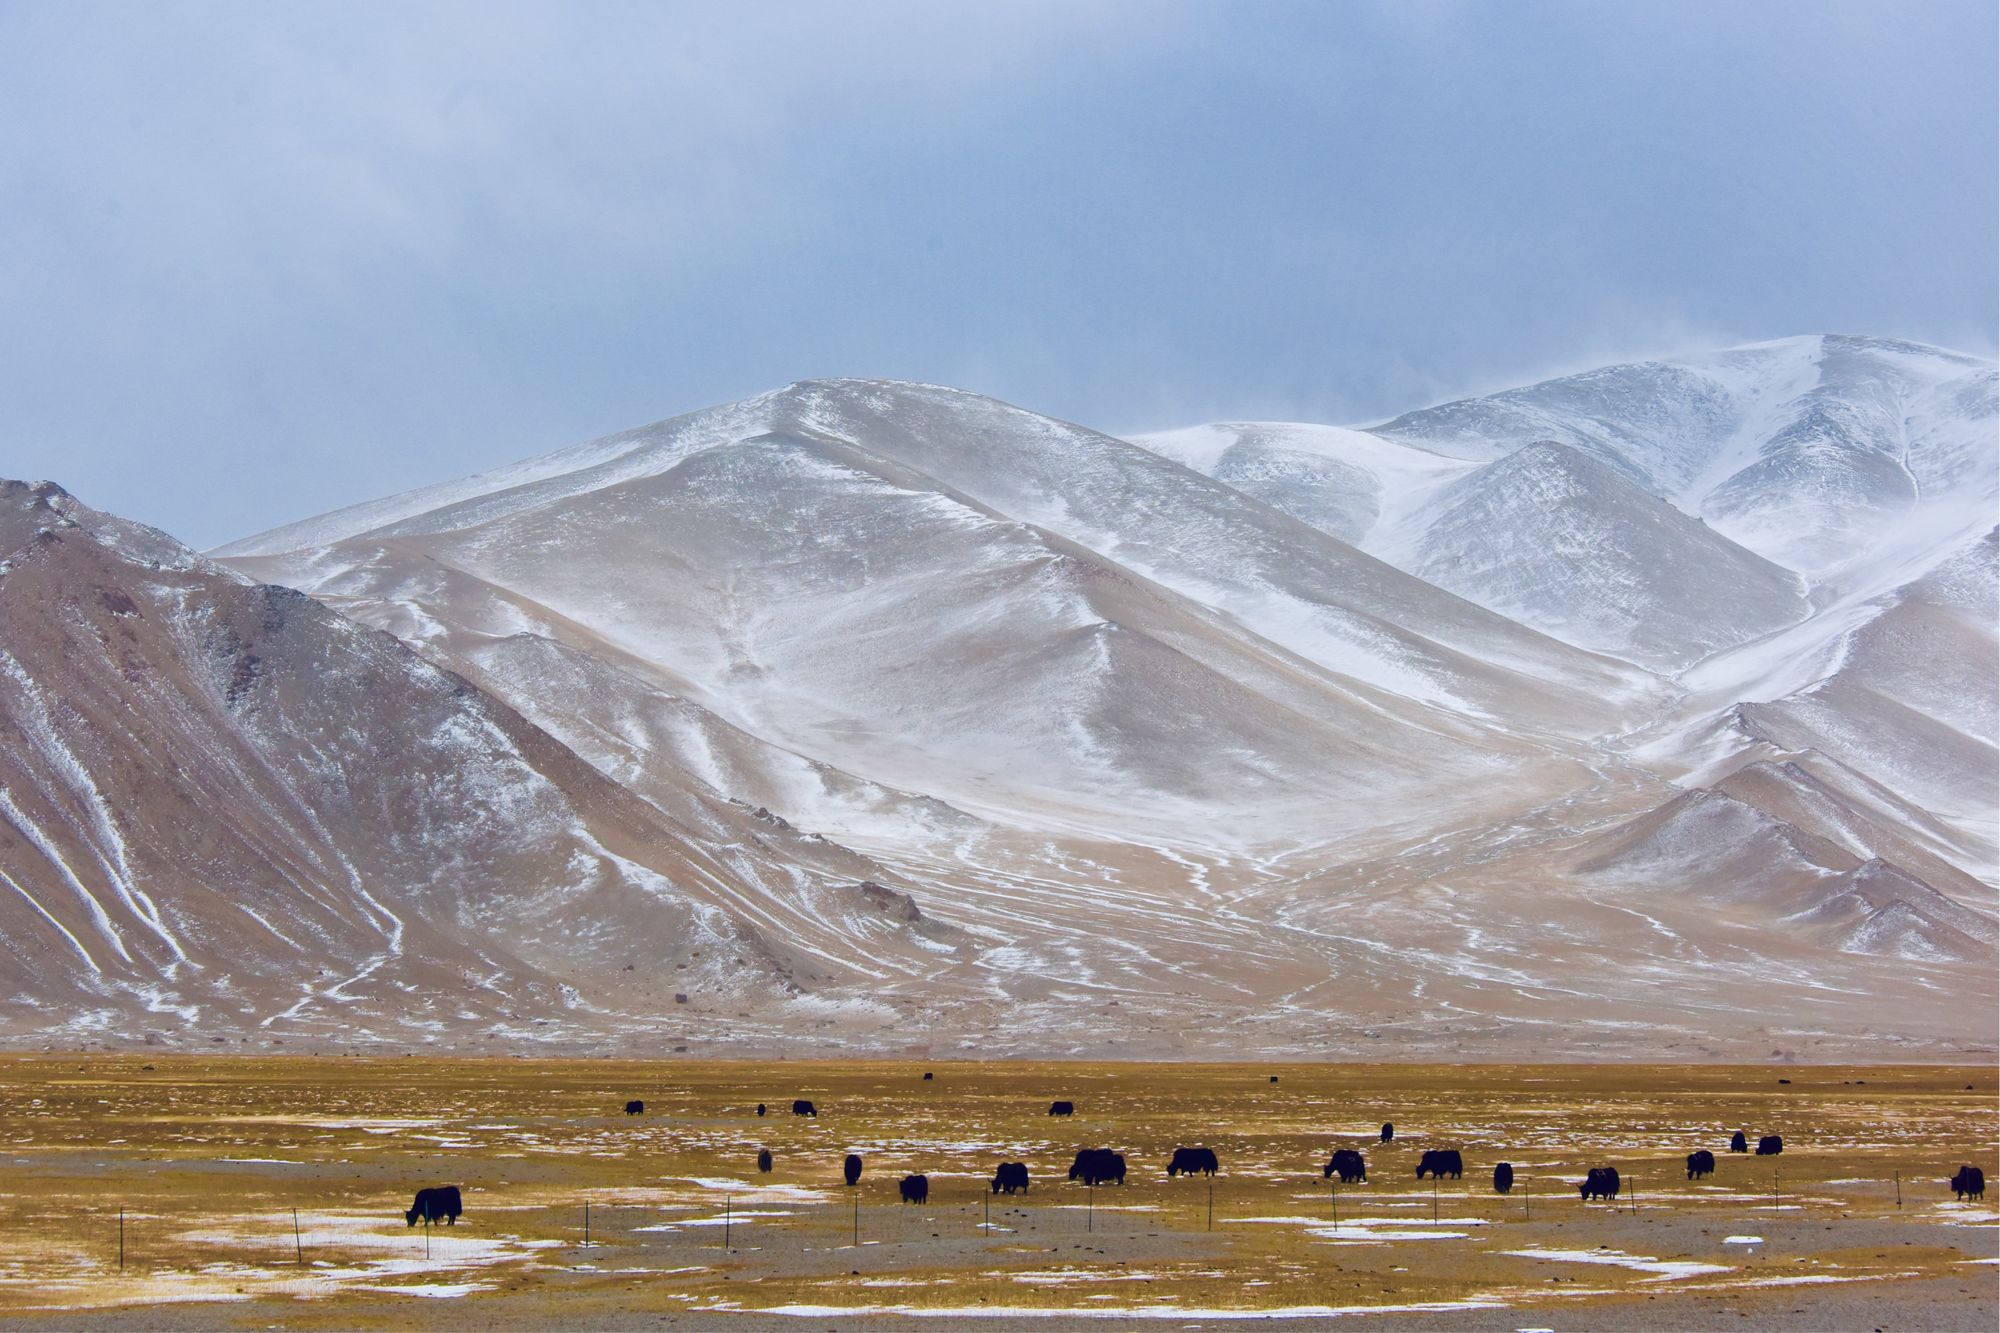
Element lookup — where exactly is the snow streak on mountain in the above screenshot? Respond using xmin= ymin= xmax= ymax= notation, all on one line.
xmin=3 ymin=334 xmax=1992 ymax=1058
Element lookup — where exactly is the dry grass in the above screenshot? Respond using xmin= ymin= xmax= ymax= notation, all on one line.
xmin=0 ymin=1056 xmax=1992 ymax=1325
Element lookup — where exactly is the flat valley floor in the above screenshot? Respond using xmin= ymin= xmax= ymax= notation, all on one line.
xmin=0 ymin=1057 xmax=1993 ymax=1330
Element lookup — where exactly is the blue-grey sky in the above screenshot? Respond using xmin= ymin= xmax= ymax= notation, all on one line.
xmin=2 ymin=0 xmax=1994 ymax=548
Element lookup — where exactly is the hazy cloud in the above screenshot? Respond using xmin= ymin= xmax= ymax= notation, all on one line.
xmin=1 ymin=0 xmax=1993 ymax=545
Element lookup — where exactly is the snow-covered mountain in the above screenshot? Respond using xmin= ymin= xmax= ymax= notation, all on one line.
xmin=0 ymin=334 xmax=1990 ymax=1058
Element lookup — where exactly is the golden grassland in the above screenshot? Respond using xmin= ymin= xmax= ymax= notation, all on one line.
xmin=0 ymin=1056 xmax=1992 ymax=1326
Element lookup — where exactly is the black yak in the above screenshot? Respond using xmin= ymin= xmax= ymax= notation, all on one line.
xmin=991 ymin=1161 xmax=1030 ymax=1194
xmin=1493 ymin=1161 xmax=1514 ymax=1194
xmin=1049 ymin=1101 xmax=1075 ymax=1116
xmin=899 ymin=1173 xmax=929 ymax=1204
xmin=757 ymin=1148 xmax=773 ymax=1173
xmin=1756 ymin=1135 xmax=1783 ymax=1156
xmin=1068 ymin=1148 xmax=1125 ymax=1185
xmin=1324 ymin=1149 xmax=1367 ymax=1183
xmin=1686 ymin=1150 xmax=1716 ymax=1180
xmin=1167 ymin=1146 xmax=1219 ymax=1177
xmin=843 ymin=1153 xmax=863 ymax=1187
xmin=405 ymin=1185 xmax=462 ymax=1227
xmin=624 ymin=1100 xmax=644 ymax=1116
xmin=1729 ymin=1130 xmax=1747 ymax=1153
xmin=793 ymin=1100 xmax=818 ymax=1117
xmin=757 ymin=1103 xmax=767 ymax=1117
xmin=1952 ymin=1165 xmax=1985 ymax=1200
xmin=1579 ymin=1167 xmax=1620 ymax=1201
xmin=923 ymin=1071 xmax=934 ymax=1081
xmin=1415 ymin=1149 xmax=1463 ymax=1180
xmin=1380 ymin=1122 xmax=1394 ymax=1142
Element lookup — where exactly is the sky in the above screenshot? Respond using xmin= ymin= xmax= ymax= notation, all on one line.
xmin=1 ymin=0 xmax=1994 ymax=548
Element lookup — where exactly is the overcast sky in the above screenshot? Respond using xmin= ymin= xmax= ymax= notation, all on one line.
xmin=3 ymin=0 xmax=1994 ymax=547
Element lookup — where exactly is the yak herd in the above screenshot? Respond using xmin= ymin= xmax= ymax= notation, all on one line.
xmin=398 ymin=1087 xmax=1990 ymax=1226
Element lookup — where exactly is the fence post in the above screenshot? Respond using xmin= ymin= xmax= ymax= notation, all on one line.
xmin=1895 ymin=1170 xmax=1901 ymax=1210
xmin=723 ymin=1194 xmax=731 ymax=1251
xmin=1087 ymin=1182 xmax=1094 ymax=1234
xmin=1432 ymin=1176 xmax=1438 ymax=1223
xmin=293 ymin=1207 xmax=303 ymax=1264
xmin=1330 ymin=1179 xmax=1338 ymax=1232
xmin=583 ymin=1201 xmax=590 ymax=1248
xmin=118 ymin=1207 xmax=124 ymax=1270
xmin=1631 ymin=1175 xmax=1638 ymax=1217
xmin=1207 ymin=1177 xmax=1214 ymax=1232
xmin=852 ymin=1190 xmax=859 ymax=1247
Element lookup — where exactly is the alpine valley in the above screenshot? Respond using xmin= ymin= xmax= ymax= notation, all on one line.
xmin=2 ymin=334 xmax=1993 ymax=1059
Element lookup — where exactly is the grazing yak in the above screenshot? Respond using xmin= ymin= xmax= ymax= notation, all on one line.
xmin=405 ymin=1185 xmax=462 ymax=1227
xmin=1324 ymin=1149 xmax=1367 ymax=1184
xmin=923 ymin=1071 xmax=933 ymax=1081
xmin=1416 ymin=1149 xmax=1463 ymax=1180
xmin=843 ymin=1153 xmax=863 ymax=1187
xmin=1729 ymin=1130 xmax=1748 ymax=1153
xmin=1380 ymin=1123 xmax=1394 ymax=1142
xmin=1686 ymin=1150 xmax=1716 ymax=1180
xmin=793 ymin=1100 xmax=818 ymax=1118
xmin=624 ymin=1100 xmax=644 ymax=1116
xmin=1493 ymin=1162 xmax=1514 ymax=1194
xmin=757 ymin=1148 xmax=773 ymax=1173
xmin=1068 ymin=1148 xmax=1126 ymax=1186
xmin=991 ymin=1161 xmax=1030 ymax=1194
xmin=1952 ymin=1165 xmax=1985 ymax=1201
xmin=899 ymin=1173 xmax=929 ymax=1204
xmin=1756 ymin=1135 xmax=1783 ymax=1156
xmin=1167 ymin=1147 xmax=1219 ymax=1177
xmin=1579 ymin=1167 xmax=1620 ymax=1201
xmin=1049 ymin=1101 xmax=1075 ymax=1117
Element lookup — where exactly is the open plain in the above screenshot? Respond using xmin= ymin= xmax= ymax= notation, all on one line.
xmin=0 ymin=1057 xmax=1991 ymax=1329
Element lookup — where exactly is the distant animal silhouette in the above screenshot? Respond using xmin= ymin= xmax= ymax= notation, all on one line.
xmin=899 ymin=1173 xmax=929 ymax=1204
xmin=1415 ymin=1149 xmax=1463 ymax=1180
xmin=991 ymin=1161 xmax=1030 ymax=1194
xmin=1167 ymin=1146 xmax=1219 ymax=1177
xmin=624 ymin=1100 xmax=644 ymax=1116
xmin=1729 ymin=1130 xmax=1747 ymax=1153
xmin=1068 ymin=1148 xmax=1125 ymax=1185
xmin=757 ymin=1148 xmax=772 ymax=1173
xmin=1048 ymin=1101 xmax=1074 ymax=1116
xmin=1380 ymin=1122 xmax=1394 ymax=1142
xmin=923 ymin=1071 xmax=934 ymax=1081
xmin=1756 ymin=1135 xmax=1783 ymax=1156
xmin=1686 ymin=1150 xmax=1716 ymax=1180
xmin=793 ymin=1100 xmax=817 ymax=1118
xmin=1269 ymin=1075 xmax=1279 ymax=1083
xmin=844 ymin=1153 xmax=863 ymax=1187
xmin=1579 ymin=1167 xmax=1620 ymax=1201
xmin=1951 ymin=1165 xmax=1985 ymax=1200
xmin=1493 ymin=1162 xmax=1514 ymax=1194
xmin=1324 ymin=1149 xmax=1367 ymax=1183
xmin=405 ymin=1185 xmax=462 ymax=1227
xmin=757 ymin=1103 xmax=767 ymax=1117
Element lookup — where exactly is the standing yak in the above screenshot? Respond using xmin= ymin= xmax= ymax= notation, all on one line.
xmin=1493 ymin=1162 xmax=1514 ymax=1194
xmin=843 ymin=1153 xmax=863 ymax=1187
xmin=405 ymin=1185 xmax=462 ymax=1227
xmin=1756 ymin=1135 xmax=1784 ymax=1156
xmin=624 ymin=1100 xmax=644 ymax=1116
xmin=1380 ymin=1123 xmax=1394 ymax=1143
xmin=899 ymin=1173 xmax=929 ymax=1204
xmin=1686 ymin=1150 xmax=1716 ymax=1180
xmin=1167 ymin=1147 xmax=1219 ymax=1177
xmin=1952 ymin=1165 xmax=1986 ymax=1200
xmin=1068 ymin=1148 xmax=1126 ymax=1185
xmin=1579 ymin=1167 xmax=1620 ymax=1201
xmin=1729 ymin=1130 xmax=1748 ymax=1153
xmin=1324 ymin=1149 xmax=1367 ymax=1183
xmin=793 ymin=1100 xmax=818 ymax=1118
xmin=1049 ymin=1101 xmax=1075 ymax=1117
xmin=1415 ymin=1150 xmax=1463 ymax=1180
xmin=991 ymin=1161 xmax=1030 ymax=1194
xmin=756 ymin=1148 xmax=773 ymax=1173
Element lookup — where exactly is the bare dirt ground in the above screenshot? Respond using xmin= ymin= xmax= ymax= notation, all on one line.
xmin=0 ymin=1057 xmax=1991 ymax=1329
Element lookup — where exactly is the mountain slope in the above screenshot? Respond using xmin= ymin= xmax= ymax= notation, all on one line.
xmin=0 ymin=480 xmax=954 ymax=1046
